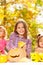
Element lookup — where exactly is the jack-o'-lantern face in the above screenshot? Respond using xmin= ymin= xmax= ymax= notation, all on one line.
xmin=8 ymin=48 xmax=26 ymax=62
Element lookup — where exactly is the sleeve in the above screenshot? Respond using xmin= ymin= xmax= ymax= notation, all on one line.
xmin=6 ymin=32 xmax=17 ymax=51
xmin=26 ymin=39 xmax=32 ymax=58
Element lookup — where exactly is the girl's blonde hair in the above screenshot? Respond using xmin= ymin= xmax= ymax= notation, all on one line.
xmin=0 ymin=26 xmax=7 ymax=39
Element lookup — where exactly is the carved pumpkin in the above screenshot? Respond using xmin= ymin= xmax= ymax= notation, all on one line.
xmin=8 ymin=48 xmax=26 ymax=62
xmin=0 ymin=54 xmax=8 ymax=63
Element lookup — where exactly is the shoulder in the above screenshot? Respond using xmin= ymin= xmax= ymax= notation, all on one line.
xmin=10 ymin=32 xmax=17 ymax=37
xmin=35 ymin=47 xmax=39 ymax=52
xmin=9 ymin=32 xmax=17 ymax=39
xmin=2 ymin=39 xmax=7 ymax=44
xmin=10 ymin=32 xmax=16 ymax=36
xmin=3 ymin=39 xmax=6 ymax=42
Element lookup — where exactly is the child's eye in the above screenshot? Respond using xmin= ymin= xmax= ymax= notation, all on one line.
xmin=22 ymin=27 xmax=24 ymax=28
xmin=40 ymin=41 xmax=43 ymax=43
xmin=18 ymin=27 xmax=24 ymax=29
xmin=0 ymin=31 xmax=2 ymax=32
xmin=18 ymin=27 xmax=20 ymax=29
xmin=40 ymin=41 xmax=42 ymax=42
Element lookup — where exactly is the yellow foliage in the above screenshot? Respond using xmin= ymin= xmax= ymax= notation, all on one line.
xmin=31 ymin=52 xmax=43 ymax=62
xmin=0 ymin=55 xmax=8 ymax=63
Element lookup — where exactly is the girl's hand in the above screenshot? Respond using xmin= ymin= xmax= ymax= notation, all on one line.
xmin=21 ymin=44 xmax=26 ymax=50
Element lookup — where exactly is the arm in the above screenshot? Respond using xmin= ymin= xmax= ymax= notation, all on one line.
xmin=6 ymin=32 xmax=17 ymax=51
xmin=26 ymin=39 xmax=32 ymax=58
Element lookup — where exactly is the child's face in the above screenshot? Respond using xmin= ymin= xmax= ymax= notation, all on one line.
xmin=0 ymin=29 xmax=5 ymax=38
xmin=39 ymin=37 xmax=43 ymax=48
xmin=16 ymin=23 xmax=25 ymax=36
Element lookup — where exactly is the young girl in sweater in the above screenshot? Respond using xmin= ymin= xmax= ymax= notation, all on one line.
xmin=6 ymin=19 xmax=32 ymax=57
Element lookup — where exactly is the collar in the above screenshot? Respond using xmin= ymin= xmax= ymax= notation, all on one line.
xmin=14 ymin=32 xmax=25 ymax=39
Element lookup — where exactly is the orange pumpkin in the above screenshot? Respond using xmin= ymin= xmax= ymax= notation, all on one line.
xmin=8 ymin=48 xmax=26 ymax=62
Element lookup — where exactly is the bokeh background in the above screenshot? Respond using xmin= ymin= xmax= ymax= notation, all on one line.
xmin=0 ymin=0 xmax=43 ymax=51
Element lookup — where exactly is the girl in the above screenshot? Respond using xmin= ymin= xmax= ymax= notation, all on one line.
xmin=0 ymin=26 xmax=7 ymax=54
xmin=35 ymin=34 xmax=43 ymax=53
xmin=6 ymin=19 xmax=32 ymax=58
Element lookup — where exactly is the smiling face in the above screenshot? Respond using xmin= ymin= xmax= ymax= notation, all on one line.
xmin=16 ymin=22 xmax=25 ymax=37
xmin=39 ymin=37 xmax=43 ymax=48
xmin=8 ymin=48 xmax=26 ymax=62
xmin=14 ymin=21 xmax=27 ymax=38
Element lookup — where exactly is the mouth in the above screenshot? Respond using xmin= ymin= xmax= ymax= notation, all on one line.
xmin=10 ymin=55 xmax=20 ymax=58
xmin=42 ymin=44 xmax=43 ymax=45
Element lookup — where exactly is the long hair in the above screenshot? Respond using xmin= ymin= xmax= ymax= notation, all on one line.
xmin=14 ymin=21 xmax=28 ymax=39
xmin=0 ymin=26 xmax=7 ymax=39
xmin=37 ymin=34 xmax=43 ymax=47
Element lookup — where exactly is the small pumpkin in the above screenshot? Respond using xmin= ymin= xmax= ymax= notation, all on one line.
xmin=8 ymin=48 xmax=26 ymax=62
xmin=0 ymin=54 xmax=8 ymax=63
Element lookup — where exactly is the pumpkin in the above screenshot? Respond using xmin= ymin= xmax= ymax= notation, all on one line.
xmin=0 ymin=54 xmax=8 ymax=63
xmin=8 ymin=48 xmax=26 ymax=62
